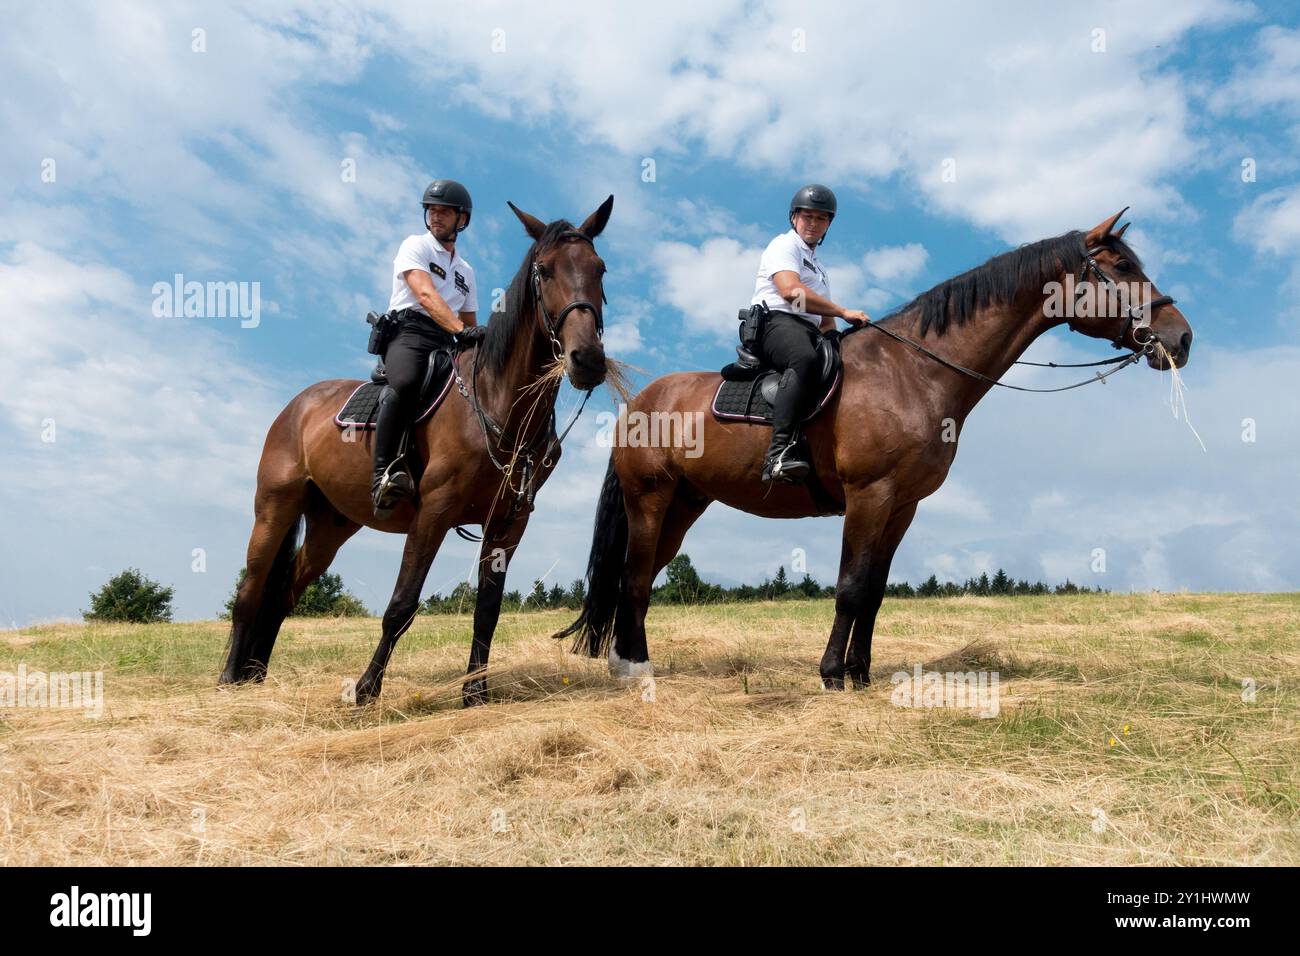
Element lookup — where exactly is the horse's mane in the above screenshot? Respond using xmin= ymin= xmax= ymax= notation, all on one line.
xmin=480 ymin=219 xmax=579 ymax=373
xmin=880 ymin=230 xmax=1144 ymax=337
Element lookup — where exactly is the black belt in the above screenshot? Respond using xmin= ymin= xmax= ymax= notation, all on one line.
xmin=393 ymin=309 xmax=455 ymax=338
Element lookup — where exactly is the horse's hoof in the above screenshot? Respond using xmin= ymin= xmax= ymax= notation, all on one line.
xmin=354 ymin=676 xmax=381 ymax=706
xmin=462 ymin=679 xmax=487 ymax=707
xmin=821 ymin=676 xmax=846 ymax=691
xmin=608 ymin=645 xmax=653 ymax=681
xmin=237 ymin=661 xmax=267 ymax=683
xmin=847 ymin=669 xmax=871 ymax=689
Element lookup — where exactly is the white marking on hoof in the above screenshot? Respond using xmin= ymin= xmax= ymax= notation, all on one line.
xmin=608 ymin=644 xmax=653 ymax=681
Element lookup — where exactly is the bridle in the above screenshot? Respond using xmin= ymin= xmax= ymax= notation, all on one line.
xmin=531 ymin=229 xmax=606 ymax=362
xmin=1073 ymin=243 xmax=1175 ymax=353
xmin=450 ymin=229 xmax=606 ymax=523
xmin=859 ymin=235 xmax=1178 ymax=393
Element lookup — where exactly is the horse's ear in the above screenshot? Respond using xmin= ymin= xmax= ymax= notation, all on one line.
xmin=1084 ymin=207 xmax=1130 ymax=247
xmin=579 ymin=195 xmax=614 ymax=239
xmin=507 ymin=201 xmax=547 ymax=241
xmin=1112 ymin=221 xmax=1131 ymax=240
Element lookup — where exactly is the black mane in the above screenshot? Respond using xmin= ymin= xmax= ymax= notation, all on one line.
xmin=480 ymin=219 xmax=579 ymax=373
xmin=881 ymin=230 xmax=1144 ymax=337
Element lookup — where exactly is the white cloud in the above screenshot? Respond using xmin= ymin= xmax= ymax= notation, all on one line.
xmin=650 ymin=237 xmax=761 ymax=342
xmin=1209 ymin=25 xmax=1300 ymax=117
xmin=366 ymin=0 xmax=1249 ymax=241
xmin=1234 ymin=184 xmax=1300 ymax=257
xmin=863 ymin=243 xmax=930 ymax=285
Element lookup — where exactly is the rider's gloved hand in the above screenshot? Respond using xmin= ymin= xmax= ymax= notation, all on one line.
xmin=456 ymin=325 xmax=486 ymax=347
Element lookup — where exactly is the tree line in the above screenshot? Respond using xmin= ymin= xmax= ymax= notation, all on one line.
xmin=79 ymin=555 xmax=1107 ymax=624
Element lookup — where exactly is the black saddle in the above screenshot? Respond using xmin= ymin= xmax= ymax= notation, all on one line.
xmin=713 ymin=333 xmax=843 ymax=425
xmin=335 ymin=349 xmax=456 ymax=430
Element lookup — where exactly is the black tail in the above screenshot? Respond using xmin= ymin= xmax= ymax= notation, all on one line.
xmin=264 ymin=516 xmax=305 ymax=610
xmin=552 ymin=456 xmax=628 ymax=657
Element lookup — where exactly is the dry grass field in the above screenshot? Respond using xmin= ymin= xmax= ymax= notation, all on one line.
xmin=1 ymin=592 xmax=1296 ymax=865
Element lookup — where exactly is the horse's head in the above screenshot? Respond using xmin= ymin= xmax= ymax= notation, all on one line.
xmin=507 ymin=196 xmax=612 ymax=391
xmin=1066 ymin=209 xmax=1193 ymax=370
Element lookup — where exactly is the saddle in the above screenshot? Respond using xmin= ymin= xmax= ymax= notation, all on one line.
xmin=712 ymin=329 xmax=843 ymax=425
xmin=333 ymin=348 xmax=456 ymax=431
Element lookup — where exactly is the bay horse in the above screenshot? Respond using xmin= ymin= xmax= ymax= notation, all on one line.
xmin=220 ymin=196 xmax=614 ymax=705
xmin=556 ymin=210 xmax=1193 ymax=689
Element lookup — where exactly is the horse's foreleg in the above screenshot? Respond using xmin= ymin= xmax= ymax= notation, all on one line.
xmin=610 ymin=482 xmax=680 ymax=679
xmin=845 ymin=502 xmax=917 ymax=688
xmin=462 ymin=515 xmax=529 ymax=707
xmin=354 ymin=503 xmax=451 ymax=705
xmin=821 ymin=484 xmax=895 ymax=690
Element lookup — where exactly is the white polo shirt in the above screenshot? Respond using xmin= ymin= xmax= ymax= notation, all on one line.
xmin=388 ymin=232 xmax=478 ymax=316
xmin=751 ymin=228 xmax=829 ymax=326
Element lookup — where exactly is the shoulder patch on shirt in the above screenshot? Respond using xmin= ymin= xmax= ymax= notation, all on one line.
xmin=454 ymin=270 xmax=470 ymax=295
xmin=429 ymin=262 xmax=447 ymax=280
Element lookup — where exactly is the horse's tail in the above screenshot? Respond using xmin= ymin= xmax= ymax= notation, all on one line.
xmin=264 ymin=515 xmax=305 ymax=607
xmin=552 ymin=456 xmax=628 ymax=658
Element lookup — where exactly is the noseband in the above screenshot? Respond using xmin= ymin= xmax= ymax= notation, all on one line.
xmin=1075 ymin=244 xmax=1175 ymax=352
xmin=530 ymin=229 xmax=607 ymax=359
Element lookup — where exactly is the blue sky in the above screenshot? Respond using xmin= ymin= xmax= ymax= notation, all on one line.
xmin=3 ymin=1 xmax=1299 ymax=626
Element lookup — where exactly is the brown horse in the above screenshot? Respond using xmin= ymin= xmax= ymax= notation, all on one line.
xmin=556 ymin=210 xmax=1193 ymax=689
xmin=220 ymin=197 xmax=613 ymax=705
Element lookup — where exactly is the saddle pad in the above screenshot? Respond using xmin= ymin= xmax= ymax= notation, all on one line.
xmin=334 ymin=375 xmax=454 ymax=430
xmin=710 ymin=369 xmax=841 ymax=425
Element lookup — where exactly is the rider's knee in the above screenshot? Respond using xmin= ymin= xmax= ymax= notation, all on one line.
xmin=788 ymin=351 xmax=818 ymax=377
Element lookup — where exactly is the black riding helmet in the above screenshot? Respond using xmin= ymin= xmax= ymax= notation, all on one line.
xmin=422 ymin=179 xmax=473 ymax=233
xmin=789 ymin=184 xmax=837 ymax=245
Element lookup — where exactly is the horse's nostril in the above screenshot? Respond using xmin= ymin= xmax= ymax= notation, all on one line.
xmin=1179 ymin=331 xmax=1193 ymax=356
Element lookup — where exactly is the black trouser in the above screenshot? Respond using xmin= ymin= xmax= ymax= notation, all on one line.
xmin=383 ymin=315 xmax=456 ymax=419
xmin=759 ymin=311 xmax=822 ymax=446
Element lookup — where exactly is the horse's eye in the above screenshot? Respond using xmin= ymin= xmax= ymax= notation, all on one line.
xmin=1115 ymin=259 xmax=1133 ymax=272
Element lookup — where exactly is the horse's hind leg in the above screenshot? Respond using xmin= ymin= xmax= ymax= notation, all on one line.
xmin=244 ymin=493 xmax=361 ymax=676
xmin=219 ymin=481 xmax=306 ymax=685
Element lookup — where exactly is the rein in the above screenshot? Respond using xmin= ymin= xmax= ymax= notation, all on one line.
xmin=855 ymin=240 xmax=1173 ymax=393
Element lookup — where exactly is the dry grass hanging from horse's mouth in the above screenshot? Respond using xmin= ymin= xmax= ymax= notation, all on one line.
xmin=1152 ymin=339 xmax=1205 ymax=452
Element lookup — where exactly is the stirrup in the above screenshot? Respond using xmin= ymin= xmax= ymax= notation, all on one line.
xmin=372 ymin=461 xmax=414 ymax=516
xmin=761 ymin=444 xmax=810 ymax=484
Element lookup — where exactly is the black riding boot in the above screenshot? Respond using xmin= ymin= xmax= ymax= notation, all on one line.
xmin=371 ymin=386 xmax=414 ymax=518
xmin=762 ymin=369 xmax=811 ymax=484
